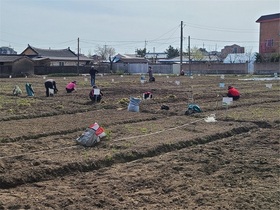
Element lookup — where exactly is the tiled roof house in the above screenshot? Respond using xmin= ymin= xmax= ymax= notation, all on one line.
xmin=0 ymin=55 xmax=34 ymax=77
xmin=21 ymin=45 xmax=91 ymax=66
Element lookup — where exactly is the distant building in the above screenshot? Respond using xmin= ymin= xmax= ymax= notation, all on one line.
xmin=223 ymin=53 xmax=257 ymax=64
xmin=0 ymin=55 xmax=34 ymax=77
xmin=223 ymin=53 xmax=256 ymax=74
xmin=157 ymin=55 xmax=221 ymax=64
xmin=220 ymin=44 xmax=245 ymax=59
xmin=0 ymin=46 xmax=17 ymax=55
xmin=256 ymin=13 xmax=280 ymax=55
xmin=21 ymin=45 xmax=91 ymax=66
xmin=145 ymin=52 xmax=168 ymax=63
xmin=112 ymin=54 xmax=148 ymax=73
xmin=114 ymin=54 xmax=148 ymax=63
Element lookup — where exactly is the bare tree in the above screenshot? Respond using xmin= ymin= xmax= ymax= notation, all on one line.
xmin=245 ymin=49 xmax=253 ymax=63
xmin=95 ymin=45 xmax=116 ymax=61
xmin=87 ymin=50 xmax=92 ymax=58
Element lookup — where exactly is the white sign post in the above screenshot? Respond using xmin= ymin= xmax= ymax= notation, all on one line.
xmin=219 ymin=82 xmax=225 ymax=88
xmin=222 ymin=97 xmax=233 ymax=106
xmin=265 ymin=84 xmax=272 ymax=89
xmin=93 ymin=88 xmax=100 ymax=101
xmin=94 ymin=88 xmax=100 ymax=95
xmin=222 ymin=97 xmax=233 ymax=116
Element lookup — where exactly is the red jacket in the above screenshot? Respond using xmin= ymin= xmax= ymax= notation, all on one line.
xmin=228 ymin=87 xmax=240 ymax=96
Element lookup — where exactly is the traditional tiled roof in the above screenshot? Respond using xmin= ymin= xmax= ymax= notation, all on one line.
xmin=24 ymin=45 xmax=77 ymax=57
xmin=0 ymin=55 xmax=30 ymax=62
xmin=21 ymin=45 xmax=91 ymax=61
xmin=256 ymin=13 xmax=280 ymax=22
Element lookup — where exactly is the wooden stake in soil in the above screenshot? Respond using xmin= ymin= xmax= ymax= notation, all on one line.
xmin=188 ymin=86 xmax=194 ymax=103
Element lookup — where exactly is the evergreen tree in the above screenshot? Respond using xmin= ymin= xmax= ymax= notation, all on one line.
xmin=136 ymin=48 xmax=146 ymax=57
xmin=165 ymin=45 xmax=179 ymax=58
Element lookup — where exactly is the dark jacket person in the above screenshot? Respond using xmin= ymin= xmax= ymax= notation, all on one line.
xmin=45 ymin=79 xmax=58 ymax=97
xmin=89 ymin=66 xmax=98 ymax=86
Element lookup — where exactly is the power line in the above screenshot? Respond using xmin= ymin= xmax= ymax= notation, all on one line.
xmin=191 ymin=37 xmax=258 ymax=43
xmin=1 ymin=22 xmax=261 ymax=53
xmin=148 ymin=24 xmax=181 ymax=41
xmin=183 ymin=22 xmax=258 ymax=33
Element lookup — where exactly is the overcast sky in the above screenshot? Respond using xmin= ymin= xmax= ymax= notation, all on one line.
xmin=0 ymin=0 xmax=279 ymax=55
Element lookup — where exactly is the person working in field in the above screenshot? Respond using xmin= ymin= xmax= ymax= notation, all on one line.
xmin=180 ymin=69 xmax=185 ymax=76
xmin=89 ymin=66 xmax=98 ymax=86
xmin=44 ymin=79 xmax=58 ymax=97
xmin=25 ymin=83 xmax=35 ymax=96
xmin=147 ymin=66 xmax=155 ymax=82
xmin=227 ymin=85 xmax=240 ymax=100
xmin=66 ymin=81 xmax=77 ymax=93
xmin=89 ymin=85 xmax=103 ymax=103
xmin=13 ymin=85 xmax=22 ymax=96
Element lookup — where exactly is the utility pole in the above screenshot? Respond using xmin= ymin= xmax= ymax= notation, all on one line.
xmin=153 ymin=47 xmax=155 ymax=63
xmin=77 ymin=37 xmax=80 ymax=75
xmin=144 ymin=40 xmax=147 ymax=50
xmin=188 ymin=36 xmax=191 ymax=76
xmin=180 ymin=21 xmax=183 ymax=73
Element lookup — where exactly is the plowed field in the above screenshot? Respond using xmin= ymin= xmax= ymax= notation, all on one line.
xmin=0 ymin=74 xmax=279 ymax=209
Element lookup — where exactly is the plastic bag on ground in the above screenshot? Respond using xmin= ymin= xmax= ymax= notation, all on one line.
xmin=128 ymin=97 xmax=141 ymax=112
xmin=76 ymin=128 xmax=100 ymax=147
xmin=89 ymin=122 xmax=106 ymax=138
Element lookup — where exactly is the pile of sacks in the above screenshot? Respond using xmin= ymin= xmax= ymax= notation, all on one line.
xmin=76 ymin=122 xmax=106 ymax=147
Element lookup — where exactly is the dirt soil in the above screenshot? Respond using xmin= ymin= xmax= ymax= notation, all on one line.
xmin=0 ymin=74 xmax=279 ymax=209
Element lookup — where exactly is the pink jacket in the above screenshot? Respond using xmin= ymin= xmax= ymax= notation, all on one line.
xmin=66 ymin=82 xmax=76 ymax=90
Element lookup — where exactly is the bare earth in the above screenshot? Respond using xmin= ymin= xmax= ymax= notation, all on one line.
xmin=0 ymin=74 xmax=279 ymax=209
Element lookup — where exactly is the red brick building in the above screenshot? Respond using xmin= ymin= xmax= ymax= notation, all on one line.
xmin=256 ymin=13 xmax=280 ymax=55
xmin=220 ymin=44 xmax=245 ymax=59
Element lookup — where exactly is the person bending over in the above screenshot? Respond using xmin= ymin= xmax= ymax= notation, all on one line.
xmin=227 ymin=86 xmax=240 ymax=100
xmin=66 ymin=81 xmax=77 ymax=93
xmin=89 ymin=85 xmax=103 ymax=102
xmin=45 ymin=79 xmax=58 ymax=97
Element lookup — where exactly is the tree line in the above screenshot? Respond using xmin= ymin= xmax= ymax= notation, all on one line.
xmin=91 ymin=44 xmax=279 ymax=63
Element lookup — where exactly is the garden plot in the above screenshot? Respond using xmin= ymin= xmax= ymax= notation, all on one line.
xmin=0 ymin=74 xmax=279 ymax=209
